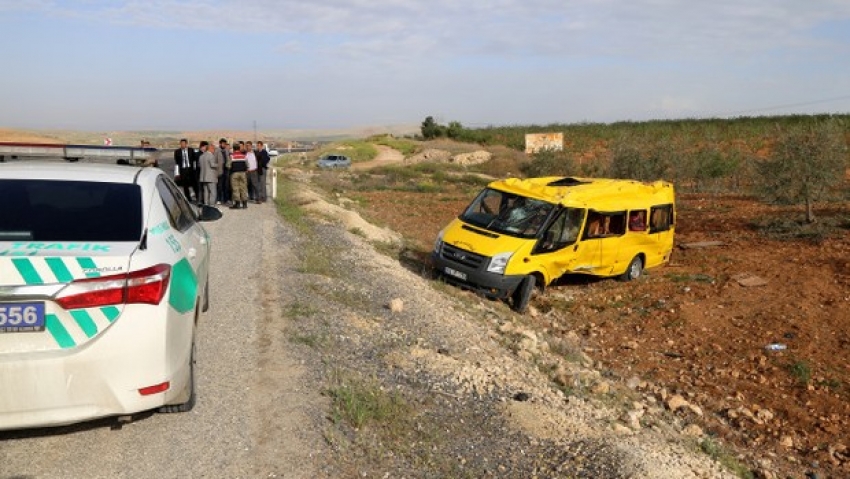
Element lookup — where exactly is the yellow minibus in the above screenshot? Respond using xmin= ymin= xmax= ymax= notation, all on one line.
xmin=432 ymin=177 xmax=675 ymax=312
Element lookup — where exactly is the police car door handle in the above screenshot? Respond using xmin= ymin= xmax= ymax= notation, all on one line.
xmin=187 ymin=247 xmax=197 ymax=259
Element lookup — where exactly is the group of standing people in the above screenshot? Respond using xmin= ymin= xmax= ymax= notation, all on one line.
xmin=174 ymin=138 xmax=271 ymax=209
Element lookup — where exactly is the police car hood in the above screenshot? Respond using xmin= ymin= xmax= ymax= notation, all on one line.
xmin=0 ymin=242 xmax=136 ymax=287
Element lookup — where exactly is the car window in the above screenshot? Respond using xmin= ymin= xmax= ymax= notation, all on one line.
xmin=583 ymin=210 xmax=626 ymax=239
xmin=536 ymin=208 xmax=584 ymax=254
xmin=649 ymin=204 xmax=675 ymax=233
xmin=0 ymin=179 xmax=142 ymax=242
xmin=156 ymin=177 xmax=196 ymax=232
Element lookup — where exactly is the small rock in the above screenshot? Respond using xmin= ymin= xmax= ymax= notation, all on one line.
xmin=683 ymin=424 xmax=704 ymax=437
xmin=518 ymin=337 xmax=538 ymax=354
xmin=626 ymin=410 xmax=643 ymax=430
xmin=666 ymin=394 xmax=689 ymax=412
xmin=513 ymin=392 xmax=531 ymax=402
xmin=756 ymin=408 xmax=774 ymax=422
xmin=688 ymin=404 xmax=704 ymax=417
xmin=387 ymin=298 xmax=404 ymax=313
xmin=591 ymin=381 xmax=610 ymax=395
xmin=613 ymin=423 xmax=633 ymax=435
xmin=779 ymin=436 xmax=794 ymax=449
xmin=755 ymin=467 xmax=777 ymax=479
xmin=623 ymin=341 xmax=639 ymax=350
xmin=626 ymin=376 xmax=642 ymax=390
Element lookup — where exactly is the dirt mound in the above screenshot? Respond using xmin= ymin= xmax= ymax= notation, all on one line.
xmin=405 ymin=148 xmax=452 ymax=164
xmin=405 ymin=148 xmax=492 ymax=166
xmin=285 ymin=170 xmax=401 ymax=244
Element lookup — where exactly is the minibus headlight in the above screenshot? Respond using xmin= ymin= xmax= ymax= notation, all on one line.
xmin=487 ymin=252 xmax=513 ymax=274
xmin=433 ymin=230 xmax=445 ymax=253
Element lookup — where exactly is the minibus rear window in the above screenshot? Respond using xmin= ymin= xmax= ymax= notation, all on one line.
xmin=650 ymin=204 xmax=675 ymax=233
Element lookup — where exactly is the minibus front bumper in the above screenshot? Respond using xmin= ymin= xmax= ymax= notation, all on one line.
xmin=431 ymin=251 xmax=524 ymax=299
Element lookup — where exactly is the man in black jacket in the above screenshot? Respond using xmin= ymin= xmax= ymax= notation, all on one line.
xmin=255 ymin=141 xmax=271 ymax=202
xmin=174 ymin=138 xmax=199 ymax=202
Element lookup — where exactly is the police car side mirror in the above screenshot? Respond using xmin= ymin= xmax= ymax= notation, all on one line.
xmin=198 ymin=204 xmax=223 ymax=222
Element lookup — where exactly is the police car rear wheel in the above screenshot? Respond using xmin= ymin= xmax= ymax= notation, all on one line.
xmin=160 ymin=339 xmax=196 ymax=413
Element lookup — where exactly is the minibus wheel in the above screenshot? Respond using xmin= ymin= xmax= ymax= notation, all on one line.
xmin=511 ymin=275 xmax=536 ymax=313
xmin=621 ymin=255 xmax=644 ymax=281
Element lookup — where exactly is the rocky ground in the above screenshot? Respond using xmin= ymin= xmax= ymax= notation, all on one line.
xmin=338 ymin=182 xmax=849 ymax=479
xmin=278 ymin=168 xmax=743 ymax=478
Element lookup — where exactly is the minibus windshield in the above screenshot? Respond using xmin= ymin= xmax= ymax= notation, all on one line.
xmin=460 ymin=188 xmax=554 ymax=238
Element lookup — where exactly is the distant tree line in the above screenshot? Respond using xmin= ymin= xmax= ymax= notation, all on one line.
xmin=420 ymin=114 xmax=850 ymax=223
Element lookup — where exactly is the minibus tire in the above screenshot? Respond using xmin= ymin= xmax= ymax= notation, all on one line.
xmin=511 ymin=275 xmax=536 ymax=313
xmin=621 ymin=255 xmax=644 ymax=282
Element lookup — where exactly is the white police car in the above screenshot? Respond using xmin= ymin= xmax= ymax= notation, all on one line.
xmin=0 ymin=161 xmax=221 ymax=430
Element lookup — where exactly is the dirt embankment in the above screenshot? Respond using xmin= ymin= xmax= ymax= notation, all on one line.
xmin=349 ymin=185 xmax=850 ymax=479
xmin=303 ymin=144 xmax=850 ymax=478
xmin=279 ymin=167 xmax=739 ymax=478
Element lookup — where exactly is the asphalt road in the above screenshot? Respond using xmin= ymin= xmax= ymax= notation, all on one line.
xmin=0 ymin=198 xmax=322 ymax=479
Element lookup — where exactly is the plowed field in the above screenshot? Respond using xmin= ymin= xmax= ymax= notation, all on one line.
xmin=355 ymin=188 xmax=850 ymax=477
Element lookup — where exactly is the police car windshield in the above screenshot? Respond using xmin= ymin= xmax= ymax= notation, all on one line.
xmin=460 ymin=188 xmax=554 ymax=238
xmin=0 ymin=179 xmax=143 ymax=242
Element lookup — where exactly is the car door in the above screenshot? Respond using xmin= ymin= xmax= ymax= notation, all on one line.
xmin=571 ymin=210 xmax=625 ymax=276
xmin=532 ymin=208 xmax=584 ymax=281
xmin=155 ymin=178 xmax=209 ymax=307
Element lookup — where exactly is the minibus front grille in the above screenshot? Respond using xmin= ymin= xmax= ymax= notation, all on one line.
xmin=441 ymin=244 xmax=486 ymax=269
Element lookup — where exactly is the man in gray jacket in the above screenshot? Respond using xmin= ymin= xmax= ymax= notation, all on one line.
xmin=214 ymin=138 xmax=230 ymax=205
xmin=198 ymin=141 xmax=218 ymax=206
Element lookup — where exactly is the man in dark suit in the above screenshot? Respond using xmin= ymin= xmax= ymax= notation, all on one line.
xmin=174 ymin=138 xmax=199 ymax=202
xmin=255 ymin=141 xmax=271 ymax=202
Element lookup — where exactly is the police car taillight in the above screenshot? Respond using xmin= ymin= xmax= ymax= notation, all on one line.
xmin=55 ymin=264 xmax=172 ymax=309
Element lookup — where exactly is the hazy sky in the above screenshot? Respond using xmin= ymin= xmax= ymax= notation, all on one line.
xmin=2 ymin=1 xmax=850 ymax=131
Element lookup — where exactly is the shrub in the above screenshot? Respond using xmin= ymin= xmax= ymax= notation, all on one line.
xmin=755 ymin=118 xmax=848 ymax=223
xmin=520 ymin=148 xmax=576 ymax=177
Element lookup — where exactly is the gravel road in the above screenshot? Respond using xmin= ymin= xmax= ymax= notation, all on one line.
xmin=0 ymin=201 xmax=327 ymax=479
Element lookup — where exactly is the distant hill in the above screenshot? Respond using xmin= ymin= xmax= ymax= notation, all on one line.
xmin=0 ymin=124 xmax=420 ymax=148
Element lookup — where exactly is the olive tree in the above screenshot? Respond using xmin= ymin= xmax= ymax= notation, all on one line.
xmin=609 ymin=135 xmax=673 ymax=181
xmin=520 ymin=148 xmax=575 ymax=177
xmin=756 ymin=119 xmax=848 ymax=223
xmin=420 ymin=116 xmax=444 ymax=139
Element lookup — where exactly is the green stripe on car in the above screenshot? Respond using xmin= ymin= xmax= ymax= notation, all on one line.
xmin=76 ymin=257 xmax=100 ymax=278
xmin=168 ymin=258 xmax=198 ymax=313
xmin=70 ymin=310 xmax=98 ymax=338
xmin=46 ymin=257 xmax=73 ymax=283
xmin=12 ymin=258 xmax=43 ymax=285
xmin=101 ymin=306 xmax=120 ymax=323
xmin=46 ymin=314 xmax=75 ymax=349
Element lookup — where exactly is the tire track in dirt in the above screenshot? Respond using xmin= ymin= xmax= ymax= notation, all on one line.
xmin=351 ymin=145 xmax=404 ymax=170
